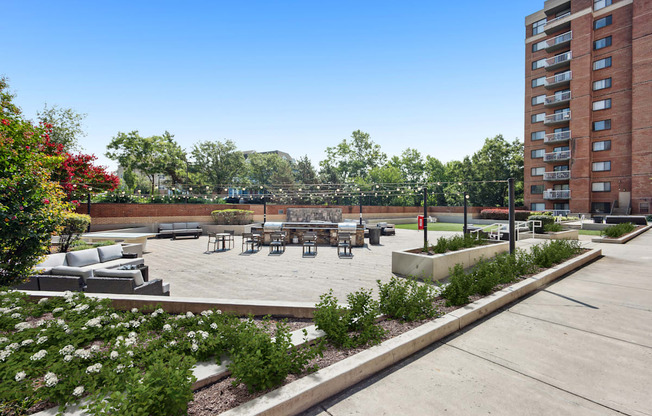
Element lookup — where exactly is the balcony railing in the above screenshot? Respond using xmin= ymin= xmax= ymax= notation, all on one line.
xmin=544 ymin=130 xmax=571 ymax=143
xmin=545 ymin=90 xmax=571 ymax=106
xmin=543 ymin=11 xmax=572 ymax=34
xmin=545 ymin=31 xmax=572 ymax=52
xmin=544 ymin=190 xmax=571 ymax=200
xmin=544 ymin=171 xmax=571 ymax=181
xmin=544 ymin=110 xmax=571 ymax=125
xmin=543 ymin=150 xmax=571 ymax=162
xmin=544 ymin=70 xmax=572 ymax=89
xmin=545 ymin=51 xmax=572 ymax=70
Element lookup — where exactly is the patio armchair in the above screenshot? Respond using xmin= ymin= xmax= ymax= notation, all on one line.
xmin=242 ymin=232 xmax=260 ymax=253
xmin=337 ymin=233 xmax=352 ymax=257
xmin=269 ymin=232 xmax=286 ymax=254
xmin=302 ymin=232 xmax=317 ymax=256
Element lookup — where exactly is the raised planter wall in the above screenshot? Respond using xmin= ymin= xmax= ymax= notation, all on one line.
xmin=522 ymin=230 xmax=579 ymax=240
xmin=392 ymin=241 xmax=509 ymax=281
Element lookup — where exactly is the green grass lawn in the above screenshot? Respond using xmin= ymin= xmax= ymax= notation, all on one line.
xmin=395 ymin=223 xmax=464 ymax=232
xmin=578 ymin=229 xmax=602 ymax=235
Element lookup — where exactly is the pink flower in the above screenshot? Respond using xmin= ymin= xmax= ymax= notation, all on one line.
xmin=43 ymin=199 xmax=50 ymax=204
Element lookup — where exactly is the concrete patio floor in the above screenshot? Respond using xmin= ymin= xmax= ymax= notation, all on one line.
xmin=143 ymin=229 xmax=553 ymax=303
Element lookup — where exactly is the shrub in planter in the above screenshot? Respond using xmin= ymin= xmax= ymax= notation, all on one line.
xmin=602 ymin=222 xmax=636 ymax=238
xmin=480 ymin=209 xmax=531 ymax=221
xmin=527 ymin=214 xmax=555 ymax=233
xmin=430 ymin=233 xmax=484 ymax=254
xmin=377 ymin=277 xmax=438 ymax=322
xmin=544 ymin=222 xmax=563 ymax=233
xmin=210 ymin=209 xmax=253 ymax=225
xmin=58 ymin=213 xmax=92 ymax=253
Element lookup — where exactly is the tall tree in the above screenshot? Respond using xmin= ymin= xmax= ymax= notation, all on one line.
xmin=246 ymin=153 xmax=294 ymax=185
xmin=106 ymin=131 xmax=186 ymax=194
xmin=1 ymin=78 xmax=69 ymax=286
xmin=36 ymin=104 xmax=87 ymax=152
xmin=293 ymin=155 xmax=319 ymax=184
xmin=320 ymin=130 xmax=386 ymax=182
xmin=424 ymin=156 xmax=448 ymax=206
xmin=190 ymin=140 xmax=246 ymax=190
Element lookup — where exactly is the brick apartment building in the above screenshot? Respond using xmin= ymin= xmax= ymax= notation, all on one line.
xmin=524 ymin=0 xmax=652 ymax=215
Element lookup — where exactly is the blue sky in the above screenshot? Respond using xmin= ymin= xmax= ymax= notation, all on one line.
xmin=4 ymin=1 xmax=540 ymax=172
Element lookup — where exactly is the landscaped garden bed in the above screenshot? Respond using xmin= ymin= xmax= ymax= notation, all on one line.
xmin=1 ymin=241 xmax=598 ymax=415
xmin=591 ymin=223 xmax=651 ymax=244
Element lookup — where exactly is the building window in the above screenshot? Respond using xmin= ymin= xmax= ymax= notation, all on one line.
xmin=531 ymin=185 xmax=544 ymax=194
xmin=593 ymin=78 xmax=612 ymax=90
xmin=641 ymin=202 xmax=650 ymax=214
xmin=593 ymin=140 xmax=611 ymax=151
xmin=593 ymin=99 xmax=612 ymax=111
xmin=594 ymin=15 xmax=612 ymax=30
xmin=594 ymin=0 xmax=613 ymax=11
xmin=553 ymin=165 xmax=569 ymax=172
xmin=532 ymin=76 xmax=546 ymax=88
xmin=532 ymin=58 xmax=547 ymax=70
xmin=531 ymin=167 xmax=546 ymax=176
xmin=593 ymin=57 xmax=612 ymax=70
xmin=592 ymin=182 xmax=611 ymax=192
xmin=531 ymin=203 xmax=546 ymax=211
xmin=531 ymin=149 xmax=545 ymax=158
xmin=531 ymin=131 xmax=545 ymax=141
xmin=592 ymin=202 xmax=611 ymax=213
xmin=592 ymin=161 xmax=611 ymax=171
xmin=594 ymin=36 xmax=612 ymax=50
xmin=532 ymin=95 xmax=546 ymax=106
xmin=532 ymin=113 xmax=546 ymax=123
xmin=533 ymin=18 xmax=547 ymax=35
xmin=593 ymin=120 xmax=611 ymax=131
xmin=532 ymin=39 xmax=547 ymax=52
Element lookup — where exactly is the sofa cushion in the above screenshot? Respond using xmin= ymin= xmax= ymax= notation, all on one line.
xmin=159 ymin=223 xmax=173 ymax=231
xmin=94 ymin=268 xmax=144 ymax=286
xmin=172 ymin=222 xmax=188 ymax=230
xmin=97 ymin=244 xmax=123 ymax=263
xmin=36 ymin=253 xmax=68 ymax=268
xmin=186 ymin=222 xmax=200 ymax=229
xmin=51 ymin=266 xmax=94 ymax=281
xmin=66 ymin=249 xmax=101 ymax=267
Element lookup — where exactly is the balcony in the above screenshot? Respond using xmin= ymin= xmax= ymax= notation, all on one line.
xmin=544 ymin=130 xmax=571 ymax=143
xmin=544 ymin=110 xmax=571 ymax=125
xmin=545 ymin=90 xmax=571 ymax=107
xmin=543 ymin=189 xmax=571 ymax=200
xmin=544 ymin=14 xmax=571 ymax=34
xmin=544 ymin=171 xmax=571 ymax=181
xmin=545 ymin=31 xmax=572 ymax=52
xmin=545 ymin=51 xmax=572 ymax=71
xmin=544 ymin=71 xmax=572 ymax=89
xmin=544 ymin=150 xmax=571 ymax=162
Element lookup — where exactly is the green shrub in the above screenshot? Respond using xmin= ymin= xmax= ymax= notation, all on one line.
xmin=228 ymin=319 xmax=323 ymax=393
xmin=480 ymin=209 xmax=532 ymax=221
xmin=430 ymin=233 xmax=484 ymax=254
xmin=529 ymin=240 xmax=583 ymax=268
xmin=602 ymin=222 xmax=636 ymax=238
xmin=58 ymin=213 xmax=91 ymax=253
xmin=210 ymin=209 xmax=253 ymax=225
xmin=441 ymin=264 xmax=475 ymax=306
xmin=313 ymin=289 xmax=384 ymax=348
xmin=377 ymin=277 xmax=438 ymax=322
xmin=527 ymin=215 xmax=555 ymax=234
xmin=544 ymin=222 xmax=563 ymax=233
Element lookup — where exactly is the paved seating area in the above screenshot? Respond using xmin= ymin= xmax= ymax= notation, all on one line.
xmin=143 ymin=229 xmax=552 ymax=303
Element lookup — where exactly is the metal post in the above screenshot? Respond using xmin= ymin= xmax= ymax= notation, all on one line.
xmin=263 ymin=198 xmax=267 ymax=225
xmin=508 ymin=178 xmax=515 ymax=255
xmin=423 ymin=186 xmax=428 ymax=249
xmin=359 ymin=196 xmax=363 ymax=226
xmin=463 ymin=192 xmax=468 ymax=235
xmin=87 ymin=193 xmax=91 ymax=232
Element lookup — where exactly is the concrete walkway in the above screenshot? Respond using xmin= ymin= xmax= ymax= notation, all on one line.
xmin=302 ymin=230 xmax=652 ymax=415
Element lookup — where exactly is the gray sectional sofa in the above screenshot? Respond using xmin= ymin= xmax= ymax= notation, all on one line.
xmin=157 ymin=222 xmax=203 ymax=239
xmin=15 ymin=244 xmax=170 ymax=296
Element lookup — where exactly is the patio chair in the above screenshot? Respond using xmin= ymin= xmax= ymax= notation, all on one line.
xmin=242 ymin=232 xmax=260 ymax=253
xmin=223 ymin=230 xmax=235 ymax=249
xmin=269 ymin=232 xmax=285 ymax=254
xmin=302 ymin=232 xmax=317 ymax=256
xmin=337 ymin=233 xmax=352 ymax=257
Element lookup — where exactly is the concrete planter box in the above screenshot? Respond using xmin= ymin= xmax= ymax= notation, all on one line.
xmin=392 ymin=241 xmax=509 ymax=281
xmin=592 ymin=224 xmax=651 ymax=244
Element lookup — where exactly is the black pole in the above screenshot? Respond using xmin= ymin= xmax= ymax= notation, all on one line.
xmin=463 ymin=192 xmax=468 ymax=235
xmin=423 ymin=186 xmax=428 ymax=249
xmin=87 ymin=193 xmax=91 ymax=232
xmin=508 ymin=178 xmax=515 ymax=255
xmin=263 ymin=198 xmax=267 ymax=225
xmin=359 ymin=196 xmax=363 ymax=226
